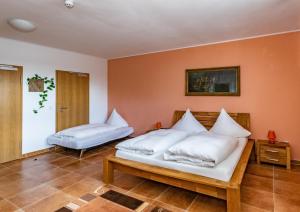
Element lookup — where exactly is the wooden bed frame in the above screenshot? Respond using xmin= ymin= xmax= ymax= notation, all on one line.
xmin=103 ymin=111 xmax=253 ymax=212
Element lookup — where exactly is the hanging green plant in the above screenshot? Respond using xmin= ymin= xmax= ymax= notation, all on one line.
xmin=27 ymin=74 xmax=55 ymax=114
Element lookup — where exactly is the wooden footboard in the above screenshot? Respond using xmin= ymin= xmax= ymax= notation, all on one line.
xmin=103 ymin=140 xmax=253 ymax=212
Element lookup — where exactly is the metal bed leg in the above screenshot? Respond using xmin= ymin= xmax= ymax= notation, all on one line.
xmin=79 ymin=149 xmax=86 ymax=159
xmin=54 ymin=145 xmax=58 ymax=152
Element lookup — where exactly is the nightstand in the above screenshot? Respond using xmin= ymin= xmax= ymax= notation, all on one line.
xmin=256 ymin=140 xmax=291 ymax=169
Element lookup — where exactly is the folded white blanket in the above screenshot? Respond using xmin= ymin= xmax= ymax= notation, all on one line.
xmin=164 ymin=132 xmax=238 ymax=167
xmin=116 ymin=129 xmax=188 ymax=155
xmin=55 ymin=123 xmax=118 ymax=139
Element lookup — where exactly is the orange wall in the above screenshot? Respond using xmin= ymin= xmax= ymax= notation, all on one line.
xmin=108 ymin=32 xmax=300 ymax=160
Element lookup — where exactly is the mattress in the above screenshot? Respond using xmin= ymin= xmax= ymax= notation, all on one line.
xmin=47 ymin=127 xmax=134 ymax=150
xmin=116 ymin=137 xmax=247 ymax=182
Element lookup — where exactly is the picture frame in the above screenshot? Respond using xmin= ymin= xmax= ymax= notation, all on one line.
xmin=185 ymin=66 xmax=240 ymax=96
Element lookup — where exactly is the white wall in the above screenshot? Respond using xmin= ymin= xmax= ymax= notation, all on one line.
xmin=0 ymin=37 xmax=107 ymax=154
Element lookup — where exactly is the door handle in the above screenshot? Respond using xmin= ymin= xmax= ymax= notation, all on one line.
xmin=59 ymin=107 xmax=68 ymax=112
xmin=267 ymin=158 xmax=279 ymax=162
xmin=265 ymin=149 xmax=279 ymax=153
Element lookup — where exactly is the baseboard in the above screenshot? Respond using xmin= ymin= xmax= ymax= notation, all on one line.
xmin=21 ymin=145 xmax=65 ymax=159
xmin=21 ymin=147 xmax=56 ymax=159
xmin=291 ymin=160 xmax=300 ymax=166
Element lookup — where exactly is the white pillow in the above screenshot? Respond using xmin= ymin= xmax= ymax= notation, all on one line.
xmin=172 ymin=108 xmax=207 ymax=134
xmin=210 ymin=108 xmax=251 ymax=138
xmin=106 ymin=109 xmax=128 ymax=127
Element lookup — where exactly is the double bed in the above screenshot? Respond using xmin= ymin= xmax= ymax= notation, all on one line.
xmin=103 ymin=111 xmax=253 ymax=212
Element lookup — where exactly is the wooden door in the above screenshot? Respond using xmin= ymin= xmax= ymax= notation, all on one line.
xmin=0 ymin=65 xmax=22 ymax=163
xmin=56 ymin=70 xmax=89 ymax=132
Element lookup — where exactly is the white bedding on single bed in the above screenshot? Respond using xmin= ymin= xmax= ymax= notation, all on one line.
xmin=47 ymin=127 xmax=134 ymax=149
xmin=116 ymin=137 xmax=247 ymax=182
xmin=55 ymin=123 xmax=119 ymax=139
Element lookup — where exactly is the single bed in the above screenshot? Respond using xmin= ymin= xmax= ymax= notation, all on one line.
xmin=48 ymin=126 xmax=134 ymax=158
xmin=103 ymin=111 xmax=253 ymax=212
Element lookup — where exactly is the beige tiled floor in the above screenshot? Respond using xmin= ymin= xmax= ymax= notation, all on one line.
xmin=0 ymin=140 xmax=299 ymax=212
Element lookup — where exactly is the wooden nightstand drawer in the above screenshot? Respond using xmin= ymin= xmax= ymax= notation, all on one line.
xmin=260 ymin=155 xmax=287 ymax=165
xmin=260 ymin=145 xmax=286 ymax=157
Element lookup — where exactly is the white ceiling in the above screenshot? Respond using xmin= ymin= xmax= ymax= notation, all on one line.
xmin=0 ymin=0 xmax=299 ymax=59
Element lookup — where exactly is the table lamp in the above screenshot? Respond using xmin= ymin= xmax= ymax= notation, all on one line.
xmin=267 ymin=130 xmax=276 ymax=144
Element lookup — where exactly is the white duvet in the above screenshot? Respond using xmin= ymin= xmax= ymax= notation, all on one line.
xmin=164 ymin=132 xmax=238 ymax=167
xmin=55 ymin=123 xmax=118 ymax=139
xmin=116 ymin=129 xmax=188 ymax=155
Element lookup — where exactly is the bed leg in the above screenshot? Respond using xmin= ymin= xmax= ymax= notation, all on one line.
xmin=79 ymin=149 xmax=86 ymax=159
xmin=103 ymin=158 xmax=114 ymax=184
xmin=227 ymin=186 xmax=240 ymax=212
xmin=54 ymin=145 xmax=58 ymax=152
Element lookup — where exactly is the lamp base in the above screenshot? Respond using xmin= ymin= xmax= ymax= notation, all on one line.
xmin=268 ymin=140 xmax=276 ymax=144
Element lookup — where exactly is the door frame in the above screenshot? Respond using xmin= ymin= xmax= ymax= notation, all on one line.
xmin=55 ymin=70 xmax=90 ymax=132
xmin=0 ymin=64 xmax=23 ymax=161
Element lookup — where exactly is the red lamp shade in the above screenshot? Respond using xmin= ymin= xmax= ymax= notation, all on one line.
xmin=267 ymin=130 xmax=276 ymax=144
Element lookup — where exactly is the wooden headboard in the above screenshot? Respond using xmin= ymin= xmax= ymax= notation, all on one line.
xmin=173 ymin=111 xmax=250 ymax=130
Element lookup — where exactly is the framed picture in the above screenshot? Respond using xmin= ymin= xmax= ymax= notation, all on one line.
xmin=185 ymin=66 xmax=240 ymax=96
